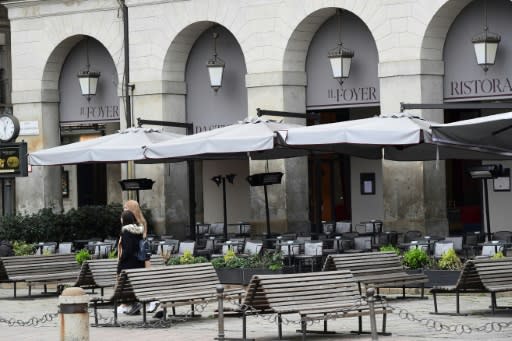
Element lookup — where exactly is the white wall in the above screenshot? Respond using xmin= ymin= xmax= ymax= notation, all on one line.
xmin=350 ymin=158 xmax=384 ymax=225
xmin=202 ymin=159 xmax=250 ymax=224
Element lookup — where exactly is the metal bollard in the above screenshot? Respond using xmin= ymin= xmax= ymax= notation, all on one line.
xmin=366 ymin=287 xmax=378 ymax=341
xmin=216 ymin=284 xmax=225 ymax=341
xmin=59 ymin=287 xmax=90 ymax=341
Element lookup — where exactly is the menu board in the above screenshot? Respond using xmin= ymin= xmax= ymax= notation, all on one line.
xmin=0 ymin=142 xmax=28 ymax=177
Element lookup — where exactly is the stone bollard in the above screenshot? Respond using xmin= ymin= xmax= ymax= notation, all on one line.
xmin=366 ymin=287 xmax=378 ymax=341
xmin=59 ymin=287 xmax=90 ymax=341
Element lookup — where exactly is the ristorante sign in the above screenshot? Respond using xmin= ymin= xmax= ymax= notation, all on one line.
xmin=446 ymin=77 xmax=512 ymax=101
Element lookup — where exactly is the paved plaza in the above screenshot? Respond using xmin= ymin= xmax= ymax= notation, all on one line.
xmin=1 ymin=284 xmax=512 ymax=340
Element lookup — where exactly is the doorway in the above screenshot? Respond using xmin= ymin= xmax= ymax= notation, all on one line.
xmin=77 ymin=163 xmax=107 ymax=206
xmin=445 ymin=109 xmax=483 ymax=234
xmin=308 ymin=110 xmax=352 ymax=228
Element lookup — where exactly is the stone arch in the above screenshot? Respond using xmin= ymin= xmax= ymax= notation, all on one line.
xmin=282 ymin=6 xmax=380 ymax=74
xmin=420 ymin=0 xmax=472 ymax=61
xmin=41 ymin=33 xmax=123 ymax=101
xmin=162 ymin=21 xmax=246 ymax=83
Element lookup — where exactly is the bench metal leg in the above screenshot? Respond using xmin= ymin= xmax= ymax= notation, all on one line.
xmin=433 ymin=292 xmax=438 ymax=313
xmin=44 ymin=284 xmax=47 ymax=294
xmin=358 ymin=310 xmax=362 ymax=333
xmin=456 ymin=292 xmax=460 ymax=314
xmin=163 ymin=307 xmax=168 ymax=321
xmin=421 ymin=284 xmax=424 ymax=298
xmin=301 ymin=317 xmax=307 ymax=341
xmin=278 ymin=313 xmax=283 ymax=339
xmin=323 ymin=313 xmax=327 ymax=332
xmin=191 ymin=304 xmax=195 ymax=317
xmin=382 ymin=311 xmax=387 ymax=333
xmin=28 ymin=284 xmax=32 ymax=297
xmin=100 ymin=288 xmax=104 ymax=296
xmin=94 ymin=302 xmax=98 ymax=326
xmin=142 ymin=302 xmax=147 ymax=323
xmin=491 ymin=292 xmax=496 ymax=314
xmin=113 ymin=299 xmax=118 ymax=325
xmin=13 ymin=282 xmax=16 ymax=298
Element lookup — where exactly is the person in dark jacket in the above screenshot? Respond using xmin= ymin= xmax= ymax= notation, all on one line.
xmin=117 ymin=210 xmax=145 ymax=315
xmin=117 ymin=210 xmax=144 ymax=273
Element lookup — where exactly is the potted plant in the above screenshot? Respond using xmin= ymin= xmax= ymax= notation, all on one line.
xmin=75 ymin=249 xmax=91 ymax=265
xmin=423 ymin=248 xmax=462 ymax=287
xmin=402 ymin=247 xmax=431 ymax=270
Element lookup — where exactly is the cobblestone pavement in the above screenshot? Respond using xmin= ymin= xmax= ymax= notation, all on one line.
xmin=1 ymin=285 xmax=512 ymax=340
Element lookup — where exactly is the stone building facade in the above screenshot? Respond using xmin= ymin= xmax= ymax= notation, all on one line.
xmin=2 ymin=0 xmax=512 ymax=239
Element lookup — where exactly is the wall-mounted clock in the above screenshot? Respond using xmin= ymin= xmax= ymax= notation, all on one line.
xmin=0 ymin=113 xmax=20 ymax=143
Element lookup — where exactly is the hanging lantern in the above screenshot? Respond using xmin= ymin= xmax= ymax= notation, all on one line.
xmin=206 ymin=32 xmax=225 ymax=92
xmin=77 ymin=37 xmax=101 ymax=101
xmin=471 ymin=0 xmax=500 ymax=72
xmin=328 ymin=9 xmax=354 ymax=86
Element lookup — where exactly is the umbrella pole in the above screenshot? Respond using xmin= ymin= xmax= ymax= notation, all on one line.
xmin=483 ymin=179 xmax=492 ymax=241
xmin=264 ymin=185 xmax=271 ymax=236
xmin=188 ymin=160 xmax=196 ymax=241
xmin=222 ymin=178 xmax=228 ymax=241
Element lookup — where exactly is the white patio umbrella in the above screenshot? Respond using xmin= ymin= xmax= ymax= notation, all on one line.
xmin=431 ymin=112 xmax=512 ymax=155
xmin=143 ymin=118 xmax=307 ymax=161
xmin=277 ymin=114 xmax=512 ymax=161
xmin=28 ymin=127 xmax=184 ymax=166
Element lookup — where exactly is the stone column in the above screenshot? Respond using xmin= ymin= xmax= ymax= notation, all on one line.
xmin=14 ymin=92 xmax=62 ymax=214
xmin=246 ymin=71 xmax=309 ymax=234
xmin=379 ymin=60 xmax=448 ymax=236
xmin=132 ymin=80 xmax=189 ymax=237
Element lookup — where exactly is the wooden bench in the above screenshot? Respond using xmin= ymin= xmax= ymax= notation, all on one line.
xmin=431 ymin=257 xmax=512 ymax=314
xmin=0 ymin=253 xmax=80 ymax=297
xmin=322 ymin=252 xmax=428 ymax=298
xmin=241 ymin=270 xmax=391 ymax=340
xmin=74 ymin=255 xmax=165 ymax=296
xmin=91 ymin=262 xmax=244 ymax=325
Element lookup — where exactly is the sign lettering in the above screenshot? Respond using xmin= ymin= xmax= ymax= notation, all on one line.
xmin=327 ymin=86 xmax=377 ymax=103
xmin=446 ymin=77 xmax=512 ymax=100
xmin=80 ymin=105 xmax=120 ymax=120
xmin=194 ymin=124 xmax=227 ymax=134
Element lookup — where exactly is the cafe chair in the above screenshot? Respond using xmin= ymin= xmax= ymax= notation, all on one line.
xmin=241 ymin=241 xmax=263 ymax=257
xmin=476 ymin=241 xmax=505 ymax=258
xmin=295 ymin=242 xmax=323 ymax=272
xmin=433 ymin=240 xmax=454 ymax=260
xmin=177 ymin=241 xmax=196 ymax=256
xmin=335 ymin=221 xmax=352 ymax=234
xmin=157 ymin=239 xmax=179 ymax=259
xmin=322 ymin=221 xmax=335 ymax=235
xmin=57 ymin=242 xmax=73 ymax=254
xmin=492 ymin=231 xmax=512 ymax=243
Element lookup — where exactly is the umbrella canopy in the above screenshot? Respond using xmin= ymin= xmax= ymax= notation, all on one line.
xmin=431 ymin=112 xmax=512 ymax=155
xmin=277 ymin=114 xmax=512 ymax=161
xmin=143 ymin=118 xmax=307 ymax=161
xmin=28 ymin=127 xmax=184 ymax=166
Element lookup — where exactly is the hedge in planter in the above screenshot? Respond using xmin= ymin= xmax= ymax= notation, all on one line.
xmin=0 ymin=203 xmax=154 ymax=243
xmin=212 ymin=250 xmax=284 ymax=285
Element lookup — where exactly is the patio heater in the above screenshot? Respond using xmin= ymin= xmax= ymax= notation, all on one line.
xmin=212 ymin=174 xmax=236 ymax=240
xmin=119 ymin=178 xmax=155 ymax=203
xmin=468 ymin=164 xmax=502 ymax=241
xmin=246 ymin=172 xmax=284 ymax=237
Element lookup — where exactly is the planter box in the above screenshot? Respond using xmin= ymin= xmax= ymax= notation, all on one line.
xmin=424 ymin=270 xmax=461 ymax=288
xmin=216 ymin=268 xmax=283 ymax=285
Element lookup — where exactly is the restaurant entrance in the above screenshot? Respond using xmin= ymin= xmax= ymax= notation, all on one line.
xmin=308 ymin=110 xmax=352 ymax=226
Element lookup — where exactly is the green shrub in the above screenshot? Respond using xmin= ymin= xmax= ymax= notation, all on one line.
xmin=492 ymin=251 xmax=505 ymax=260
xmin=437 ymin=248 xmax=462 ymax=270
xmin=379 ymin=244 xmax=400 ymax=255
xmin=107 ymin=249 xmax=117 ymax=259
xmin=402 ymin=247 xmax=430 ymax=269
xmin=75 ymin=249 xmax=91 ymax=265
xmin=12 ymin=240 xmax=34 ymax=256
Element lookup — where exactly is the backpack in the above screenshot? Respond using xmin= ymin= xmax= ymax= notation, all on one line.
xmin=137 ymin=239 xmax=151 ymax=261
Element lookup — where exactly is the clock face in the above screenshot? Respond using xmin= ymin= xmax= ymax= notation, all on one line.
xmin=0 ymin=115 xmax=19 ymax=142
